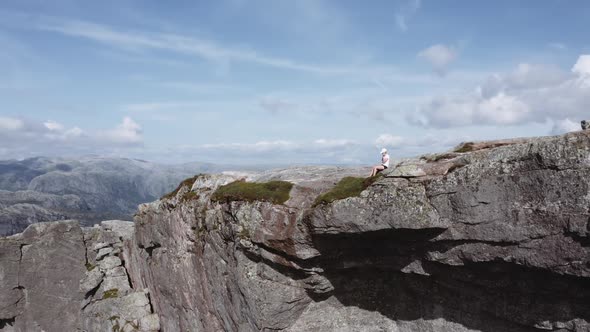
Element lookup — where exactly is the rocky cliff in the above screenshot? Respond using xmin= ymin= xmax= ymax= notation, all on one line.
xmin=0 ymin=220 xmax=159 ymax=332
xmin=127 ymin=131 xmax=589 ymax=332
xmin=2 ymin=131 xmax=590 ymax=331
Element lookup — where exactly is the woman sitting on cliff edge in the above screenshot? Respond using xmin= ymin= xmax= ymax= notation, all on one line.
xmin=370 ymin=148 xmax=390 ymax=177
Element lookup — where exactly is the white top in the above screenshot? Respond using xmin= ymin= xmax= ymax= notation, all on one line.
xmin=382 ymin=153 xmax=390 ymax=168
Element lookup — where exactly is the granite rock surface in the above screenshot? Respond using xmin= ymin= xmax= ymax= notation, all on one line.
xmin=127 ymin=131 xmax=590 ymax=331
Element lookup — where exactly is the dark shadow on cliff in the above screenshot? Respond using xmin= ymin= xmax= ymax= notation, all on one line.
xmin=309 ymin=229 xmax=590 ymax=332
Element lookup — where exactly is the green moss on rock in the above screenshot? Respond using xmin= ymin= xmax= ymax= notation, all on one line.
xmin=211 ymin=180 xmax=293 ymax=205
xmin=453 ymin=142 xmax=475 ymax=153
xmin=102 ymin=288 xmax=119 ymax=299
xmin=161 ymin=175 xmax=203 ymax=200
xmin=181 ymin=191 xmax=199 ymax=202
xmin=313 ymin=176 xmax=378 ymax=206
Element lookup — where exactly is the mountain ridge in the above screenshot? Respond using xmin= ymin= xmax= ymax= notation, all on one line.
xmin=0 ymin=156 xmax=266 ymax=236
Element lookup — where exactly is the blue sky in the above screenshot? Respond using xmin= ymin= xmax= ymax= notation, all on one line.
xmin=1 ymin=0 xmax=589 ymax=165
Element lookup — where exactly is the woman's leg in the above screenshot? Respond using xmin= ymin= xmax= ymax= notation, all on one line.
xmin=374 ymin=165 xmax=385 ymax=175
xmin=370 ymin=165 xmax=384 ymax=177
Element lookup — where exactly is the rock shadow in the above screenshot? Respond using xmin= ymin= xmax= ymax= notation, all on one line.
xmin=310 ymin=229 xmax=590 ymax=332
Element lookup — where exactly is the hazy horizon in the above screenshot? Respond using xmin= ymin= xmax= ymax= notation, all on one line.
xmin=0 ymin=154 xmax=371 ymax=168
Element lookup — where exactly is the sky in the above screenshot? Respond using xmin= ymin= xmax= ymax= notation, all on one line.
xmin=1 ymin=0 xmax=590 ymax=165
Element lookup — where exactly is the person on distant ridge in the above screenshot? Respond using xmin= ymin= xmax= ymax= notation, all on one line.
xmin=370 ymin=148 xmax=390 ymax=177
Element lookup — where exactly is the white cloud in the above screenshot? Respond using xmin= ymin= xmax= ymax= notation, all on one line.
xmin=480 ymin=63 xmax=569 ymax=97
xmin=34 ymin=16 xmax=426 ymax=81
xmin=395 ymin=0 xmax=421 ymax=31
xmin=100 ymin=117 xmax=142 ymax=144
xmin=0 ymin=117 xmax=143 ymax=159
xmin=39 ymin=19 xmax=353 ymax=75
xmin=408 ymin=92 xmax=531 ymax=128
xmin=550 ymin=118 xmax=580 ymax=135
xmin=572 ymin=55 xmax=590 ymax=76
xmin=476 ymin=93 xmax=530 ymax=125
xmin=44 ymin=120 xmax=64 ymax=131
xmin=418 ymin=44 xmax=457 ymax=75
xmin=375 ymin=134 xmax=404 ymax=147
xmin=408 ymin=55 xmax=590 ymax=129
xmin=44 ymin=124 xmax=85 ymax=141
xmin=0 ymin=117 xmax=24 ymax=131
xmin=65 ymin=127 xmax=83 ymax=138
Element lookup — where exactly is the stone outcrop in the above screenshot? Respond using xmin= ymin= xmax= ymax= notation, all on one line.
xmin=0 ymin=220 xmax=159 ymax=332
xmin=2 ymin=132 xmax=590 ymax=331
xmin=128 ymin=132 xmax=590 ymax=331
xmin=0 ymin=221 xmax=85 ymax=332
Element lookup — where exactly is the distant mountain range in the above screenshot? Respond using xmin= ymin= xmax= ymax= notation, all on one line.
xmin=0 ymin=156 xmax=262 ymax=236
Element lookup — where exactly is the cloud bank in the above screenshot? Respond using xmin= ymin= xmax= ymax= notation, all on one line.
xmin=0 ymin=117 xmax=143 ymax=158
xmin=408 ymin=55 xmax=590 ymax=130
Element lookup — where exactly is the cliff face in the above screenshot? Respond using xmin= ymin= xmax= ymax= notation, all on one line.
xmin=1 ymin=132 xmax=590 ymax=332
xmin=0 ymin=220 xmax=159 ymax=332
xmin=127 ymin=132 xmax=590 ymax=332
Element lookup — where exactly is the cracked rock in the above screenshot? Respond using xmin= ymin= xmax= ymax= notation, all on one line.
xmin=99 ymin=256 xmax=122 ymax=271
xmin=95 ymin=247 xmax=113 ymax=261
xmin=80 ymin=268 xmax=105 ymax=294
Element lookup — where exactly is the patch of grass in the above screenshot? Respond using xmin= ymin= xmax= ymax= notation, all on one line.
xmin=313 ymin=176 xmax=379 ymax=207
xmin=102 ymin=288 xmax=119 ymax=299
xmin=161 ymin=175 xmax=203 ymax=200
xmin=211 ymin=180 xmax=293 ymax=205
xmin=85 ymin=263 xmax=96 ymax=271
xmin=453 ymin=142 xmax=475 ymax=153
xmin=181 ymin=191 xmax=199 ymax=202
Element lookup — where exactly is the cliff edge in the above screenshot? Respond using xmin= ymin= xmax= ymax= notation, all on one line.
xmin=2 ymin=131 xmax=590 ymax=331
xmin=128 ymin=131 xmax=590 ymax=331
